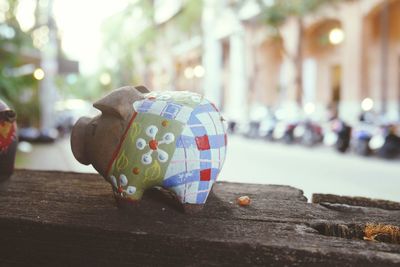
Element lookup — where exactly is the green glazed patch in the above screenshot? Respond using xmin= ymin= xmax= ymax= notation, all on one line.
xmin=108 ymin=112 xmax=184 ymax=201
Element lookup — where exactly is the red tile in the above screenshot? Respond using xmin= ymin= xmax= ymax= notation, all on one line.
xmin=195 ymin=135 xmax=210 ymax=150
xmin=200 ymin=169 xmax=211 ymax=181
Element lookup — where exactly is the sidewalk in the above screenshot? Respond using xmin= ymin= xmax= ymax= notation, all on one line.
xmin=16 ymin=137 xmax=95 ymax=173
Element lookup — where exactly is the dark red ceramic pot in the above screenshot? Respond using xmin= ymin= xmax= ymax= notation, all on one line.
xmin=0 ymin=99 xmax=18 ymax=181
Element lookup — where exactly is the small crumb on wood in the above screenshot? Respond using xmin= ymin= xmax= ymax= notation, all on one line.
xmin=237 ymin=196 xmax=251 ymax=206
xmin=364 ymin=223 xmax=400 ymax=244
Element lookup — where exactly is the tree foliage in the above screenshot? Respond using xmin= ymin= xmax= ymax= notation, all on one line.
xmin=0 ymin=0 xmax=39 ymax=126
xmin=99 ymin=0 xmax=203 ymax=90
xmin=99 ymin=0 xmax=156 ymax=88
xmin=173 ymin=0 xmax=202 ymax=35
xmin=259 ymin=0 xmax=345 ymax=27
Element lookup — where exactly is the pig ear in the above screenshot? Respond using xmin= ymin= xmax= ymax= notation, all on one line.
xmin=135 ymin=85 xmax=150 ymax=94
xmin=93 ymin=86 xmax=144 ymax=120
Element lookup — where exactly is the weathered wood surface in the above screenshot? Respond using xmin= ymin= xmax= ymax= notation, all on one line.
xmin=312 ymin=193 xmax=400 ymax=211
xmin=0 ymin=170 xmax=399 ymax=266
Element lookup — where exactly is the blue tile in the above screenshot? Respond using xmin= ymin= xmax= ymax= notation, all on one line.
xmin=162 ymin=113 xmax=175 ymax=119
xmin=191 ymin=104 xmax=215 ymax=116
xmin=138 ymin=100 xmax=153 ymax=112
xmin=196 ymin=191 xmax=209 ymax=204
xmin=198 ymin=181 xmax=209 ymax=191
xmin=208 ymin=134 xmax=226 ymax=149
xmin=211 ymin=168 xmax=220 ymax=181
xmin=200 ymin=149 xmax=211 ymax=159
xmin=165 ymin=103 xmax=182 ymax=115
xmin=190 ymin=125 xmax=207 ymax=136
xmin=176 ymin=135 xmax=196 ymax=148
xmin=163 ymin=170 xmax=200 ymax=188
xmin=200 ymin=161 xmax=211 ymax=170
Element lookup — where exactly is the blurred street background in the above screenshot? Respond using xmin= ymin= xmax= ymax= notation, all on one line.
xmin=1 ymin=0 xmax=400 ymax=201
xmin=17 ymin=135 xmax=400 ymax=202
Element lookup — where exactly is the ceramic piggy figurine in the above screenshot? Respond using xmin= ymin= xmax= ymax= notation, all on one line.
xmin=71 ymin=86 xmax=227 ymax=209
xmin=0 ymin=99 xmax=18 ymax=181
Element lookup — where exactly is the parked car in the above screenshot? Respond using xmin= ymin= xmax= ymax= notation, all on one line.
xmin=18 ymin=127 xmax=58 ymax=143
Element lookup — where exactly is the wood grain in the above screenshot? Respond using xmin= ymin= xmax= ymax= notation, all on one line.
xmin=312 ymin=193 xmax=400 ymax=210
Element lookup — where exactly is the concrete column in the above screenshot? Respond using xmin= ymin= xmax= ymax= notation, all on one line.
xmin=202 ymin=0 xmax=223 ymax=108
xmin=379 ymin=0 xmax=389 ymax=115
xmin=39 ymin=0 xmax=58 ymax=131
xmin=279 ymin=18 xmax=301 ymax=106
xmin=339 ymin=2 xmax=364 ymax=122
xmin=226 ymin=25 xmax=248 ymax=122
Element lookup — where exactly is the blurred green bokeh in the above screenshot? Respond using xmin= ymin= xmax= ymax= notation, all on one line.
xmin=0 ymin=0 xmax=39 ymax=126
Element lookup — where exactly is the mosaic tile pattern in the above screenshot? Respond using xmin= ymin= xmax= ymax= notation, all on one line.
xmin=109 ymin=91 xmax=227 ymax=204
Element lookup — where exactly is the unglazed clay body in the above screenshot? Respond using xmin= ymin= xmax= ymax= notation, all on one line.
xmin=71 ymin=86 xmax=227 ymax=208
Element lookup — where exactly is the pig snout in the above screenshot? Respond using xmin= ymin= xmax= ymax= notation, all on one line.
xmin=71 ymin=117 xmax=91 ymax=165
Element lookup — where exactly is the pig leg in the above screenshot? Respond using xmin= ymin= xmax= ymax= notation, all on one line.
xmin=158 ymin=187 xmax=204 ymax=213
xmin=182 ymin=203 xmax=204 ymax=214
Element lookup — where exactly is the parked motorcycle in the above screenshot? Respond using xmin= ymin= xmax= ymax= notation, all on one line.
xmin=244 ymin=121 xmax=261 ymax=139
xmin=227 ymin=121 xmax=237 ymax=134
xmin=273 ymin=121 xmax=297 ymax=144
xmin=352 ymin=126 xmax=375 ymax=156
xmin=332 ymin=119 xmax=352 ymax=153
xmin=259 ymin=115 xmax=277 ymax=141
xmin=370 ymin=124 xmax=400 ymax=159
xmin=294 ymin=120 xmax=323 ymax=147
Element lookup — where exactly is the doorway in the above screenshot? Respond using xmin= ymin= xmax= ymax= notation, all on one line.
xmin=330 ymin=65 xmax=342 ymax=111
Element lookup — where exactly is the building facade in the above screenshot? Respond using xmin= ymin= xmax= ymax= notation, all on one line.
xmin=201 ymin=0 xmax=400 ymax=124
xmin=148 ymin=0 xmax=400 ymax=124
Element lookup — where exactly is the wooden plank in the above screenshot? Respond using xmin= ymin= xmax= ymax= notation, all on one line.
xmin=312 ymin=193 xmax=400 ymax=210
xmin=0 ymin=170 xmax=399 ymax=266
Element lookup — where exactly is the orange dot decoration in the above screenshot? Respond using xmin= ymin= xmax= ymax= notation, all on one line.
xmin=149 ymin=139 xmax=158 ymax=150
xmin=162 ymin=120 xmax=169 ymax=127
xmin=132 ymin=167 xmax=140 ymax=175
